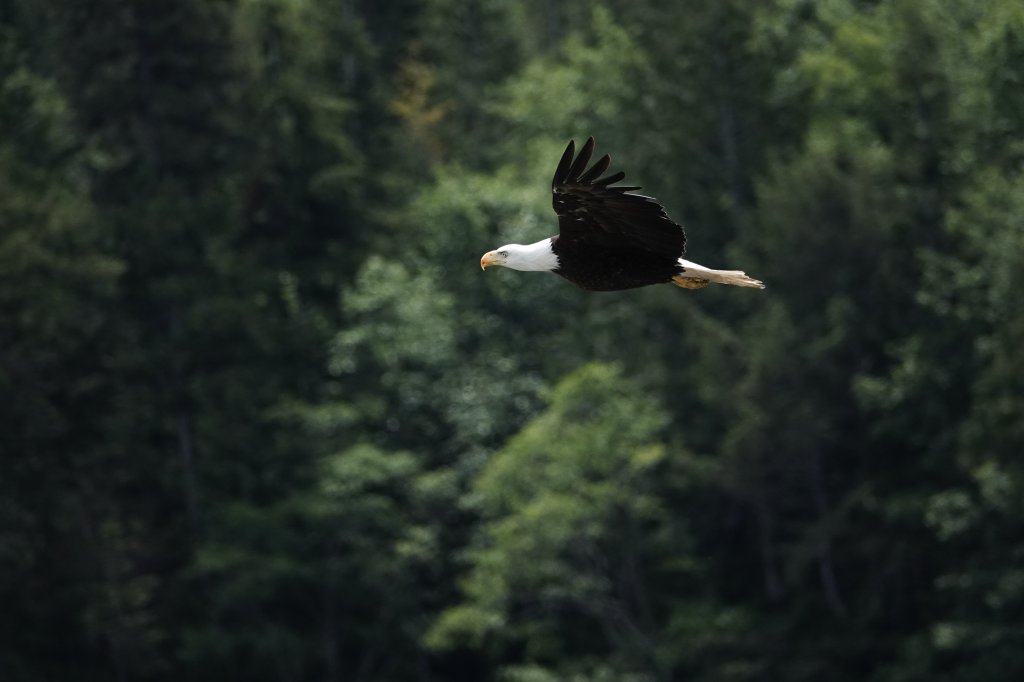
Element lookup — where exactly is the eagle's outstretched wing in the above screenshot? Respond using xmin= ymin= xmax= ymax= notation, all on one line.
xmin=551 ymin=137 xmax=686 ymax=258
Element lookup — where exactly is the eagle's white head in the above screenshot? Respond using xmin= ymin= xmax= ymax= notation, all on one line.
xmin=480 ymin=238 xmax=559 ymax=272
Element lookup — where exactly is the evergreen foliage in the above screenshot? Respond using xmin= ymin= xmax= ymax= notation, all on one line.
xmin=3 ymin=1 xmax=1023 ymax=680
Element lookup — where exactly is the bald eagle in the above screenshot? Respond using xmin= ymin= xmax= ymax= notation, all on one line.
xmin=480 ymin=137 xmax=764 ymax=292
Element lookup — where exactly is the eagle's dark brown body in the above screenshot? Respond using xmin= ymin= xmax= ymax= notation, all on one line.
xmin=550 ymin=234 xmax=683 ymax=291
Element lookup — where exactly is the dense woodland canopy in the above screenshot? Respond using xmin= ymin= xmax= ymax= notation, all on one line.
xmin=2 ymin=0 xmax=1024 ymax=680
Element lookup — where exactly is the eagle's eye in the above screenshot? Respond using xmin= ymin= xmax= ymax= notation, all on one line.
xmin=500 ymin=250 xmax=509 ymax=257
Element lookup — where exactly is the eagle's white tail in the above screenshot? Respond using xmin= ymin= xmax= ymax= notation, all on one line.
xmin=673 ymin=258 xmax=765 ymax=289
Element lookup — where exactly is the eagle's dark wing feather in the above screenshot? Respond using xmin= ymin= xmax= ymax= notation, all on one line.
xmin=551 ymin=137 xmax=686 ymax=258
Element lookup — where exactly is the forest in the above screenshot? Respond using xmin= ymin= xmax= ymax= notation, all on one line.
xmin=3 ymin=0 xmax=1023 ymax=680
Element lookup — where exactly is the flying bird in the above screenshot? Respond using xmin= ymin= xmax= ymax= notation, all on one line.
xmin=480 ymin=137 xmax=764 ymax=291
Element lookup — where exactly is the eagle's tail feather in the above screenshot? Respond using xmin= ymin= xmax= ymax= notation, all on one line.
xmin=674 ymin=259 xmax=765 ymax=289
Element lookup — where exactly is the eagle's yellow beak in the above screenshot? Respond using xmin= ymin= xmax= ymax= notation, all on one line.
xmin=480 ymin=251 xmax=498 ymax=270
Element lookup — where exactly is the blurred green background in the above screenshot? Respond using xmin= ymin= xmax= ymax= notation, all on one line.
xmin=3 ymin=1 xmax=1023 ymax=680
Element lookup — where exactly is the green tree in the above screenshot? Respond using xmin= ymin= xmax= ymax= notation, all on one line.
xmin=430 ymin=363 xmax=734 ymax=681
xmin=24 ymin=0 xmax=369 ymax=676
xmin=181 ymin=442 xmax=433 ymax=681
xmin=883 ymin=170 xmax=1024 ymax=680
xmin=0 ymin=17 xmax=124 ymax=680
